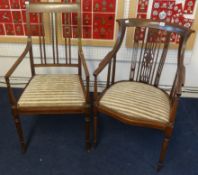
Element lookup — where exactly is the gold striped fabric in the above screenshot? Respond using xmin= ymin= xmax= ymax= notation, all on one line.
xmin=99 ymin=81 xmax=170 ymax=124
xmin=18 ymin=74 xmax=85 ymax=108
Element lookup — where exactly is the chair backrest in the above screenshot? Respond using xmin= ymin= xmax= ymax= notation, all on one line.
xmin=105 ymin=18 xmax=193 ymax=100
xmin=25 ymin=0 xmax=82 ymax=73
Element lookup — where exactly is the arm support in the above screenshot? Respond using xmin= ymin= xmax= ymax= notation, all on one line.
xmin=78 ymin=49 xmax=90 ymax=102
xmin=78 ymin=49 xmax=89 ymax=79
xmin=93 ymin=51 xmax=114 ymax=77
xmin=4 ymin=42 xmax=31 ymax=106
xmin=5 ymin=42 xmax=31 ymax=79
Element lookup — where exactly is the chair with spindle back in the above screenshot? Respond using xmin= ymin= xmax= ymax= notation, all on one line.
xmin=5 ymin=0 xmax=90 ymax=152
xmin=93 ymin=18 xmax=194 ymax=170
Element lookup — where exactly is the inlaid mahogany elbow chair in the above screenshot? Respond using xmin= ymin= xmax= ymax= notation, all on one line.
xmin=93 ymin=18 xmax=193 ymax=170
xmin=5 ymin=1 xmax=90 ymax=152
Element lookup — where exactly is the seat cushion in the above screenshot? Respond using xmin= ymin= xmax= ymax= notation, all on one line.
xmin=18 ymin=74 xmax=85 ymax=108
xmin=99 ymin=81 xmax=170 ymax=124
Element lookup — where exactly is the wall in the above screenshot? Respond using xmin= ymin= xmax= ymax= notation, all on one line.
xmin=0 ymin=0 xmax=198 ymax=95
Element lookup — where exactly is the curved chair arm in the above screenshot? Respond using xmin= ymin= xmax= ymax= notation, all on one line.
xmin=170 ymin=27 xmax=194 ymax=98
xmin=78 ymin=49 xmax=90 ymax=102
xmin=171 ymin=29 xmax=194 ymax=99
xmin=169 ymin=28 xmax=193 ymax=123
xmin=94 ymin=19 xmax=127 ymax=78
xmin=93 ymin=19 xmax=126 ymax=102
xmin=93 ymin=50 xmax=117 ymax=104
xmin=5 ymin=42 xmax=31 ymax=79
xmin=93 ymin=51 xmax=115 ymax=77
xmin=4 ymin=42 xmax=31 ymax=106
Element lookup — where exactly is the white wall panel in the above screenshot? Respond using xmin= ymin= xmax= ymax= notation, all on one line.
xmin=0 ymin=0 xmax=198 ymax=93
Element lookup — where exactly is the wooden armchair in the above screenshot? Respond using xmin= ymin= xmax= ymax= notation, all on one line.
xmin=5 ymin=1 xmax=90 ymax=152
xmin=93 ymin=18 xmax=193 ymax=170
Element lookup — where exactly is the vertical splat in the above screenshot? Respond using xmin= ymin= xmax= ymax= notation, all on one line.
xmin=129 ymin=27 xmax=172 ymax=86
xmin=138 ymin=28 xmax=161 ymax=83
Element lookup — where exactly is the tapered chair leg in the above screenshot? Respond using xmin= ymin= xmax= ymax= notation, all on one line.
xmin=13 ymin=113 xmax=27 ymax=153
xmin=93 ymin=105 xmax=98 ymax=147
xmin=157 ymin=126 xmax=173 ymax=171
xmin=85 ymin=110 xmax=91 ymax=151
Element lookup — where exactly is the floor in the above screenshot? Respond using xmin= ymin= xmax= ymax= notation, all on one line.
xmin=0 ymin=88 xmax=198 ymax=175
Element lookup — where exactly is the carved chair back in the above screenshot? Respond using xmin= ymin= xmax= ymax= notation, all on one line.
xmin=100 ymin=19 xmax=193 ymax=103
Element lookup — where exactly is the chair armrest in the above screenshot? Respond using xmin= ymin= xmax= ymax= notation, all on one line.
xmin=93 ymin=51 xmax=114 ymax=77
xmin=5 ymin=42 xmax=31 ymax=79
xmin=92 ymin=50 xmax=115 ymax=104
xmin=4 ymin=42 xmax=31 ymax=106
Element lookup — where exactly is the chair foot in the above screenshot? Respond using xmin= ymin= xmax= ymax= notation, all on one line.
xmin=157 ymin=126 xmax=173 ymax=172
xmin=156 ymin=162 xmax=164 ymax=172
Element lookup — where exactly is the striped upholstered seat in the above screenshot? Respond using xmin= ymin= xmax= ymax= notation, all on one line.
xmin=18 ymin=74 xmax=85 ymax=108
xmin=99 ymin=81 xmax=170 ymax=124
